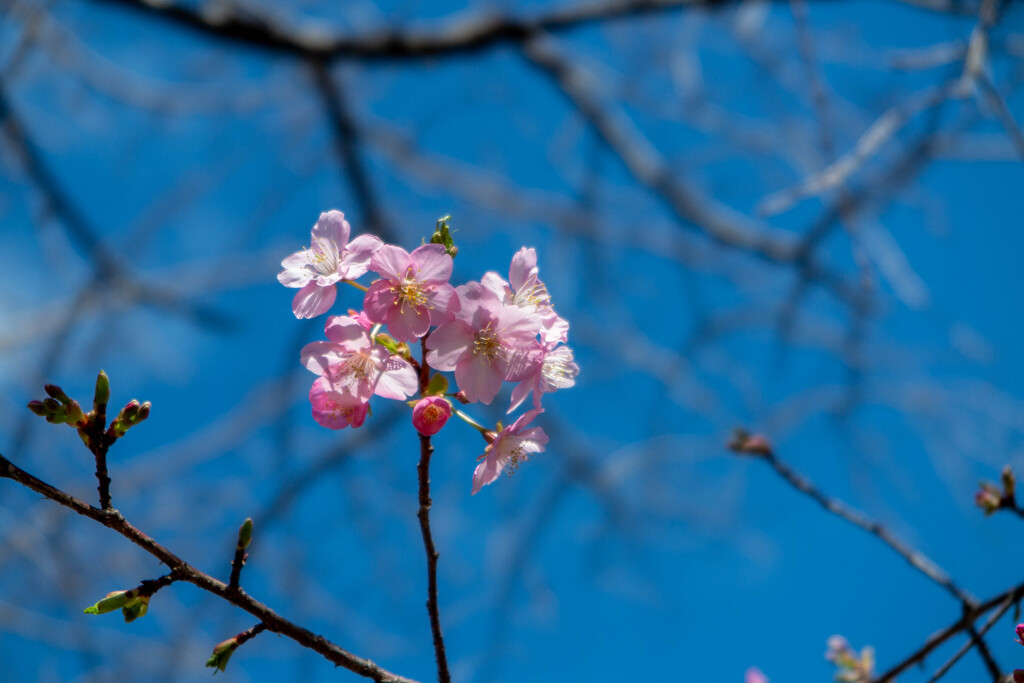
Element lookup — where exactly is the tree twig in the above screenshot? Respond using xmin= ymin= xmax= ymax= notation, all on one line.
xmin=415 ymin=338 xmax=451 ymax=683
xmin=0 ymin=451 xmax=419 ymax=683
xmin=757 ymin=450 xmax=972 ymax=604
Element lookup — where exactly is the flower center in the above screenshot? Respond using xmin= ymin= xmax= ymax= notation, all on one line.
xmin=308 ymin=237 xmax=340 ymax=275
xmin=392 ymin=271 xmax=427 ymax=311
xmin=473 ymin=323 xmax=503 ymax=363
xmin=502 ymin=439 xmax=530 ymax=475
xmin=513 ymin=277 xmax=552 ymax=311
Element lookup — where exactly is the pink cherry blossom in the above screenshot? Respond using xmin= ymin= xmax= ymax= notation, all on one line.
xmin=363 ymin=244 xmax=458 ymax=342
xmin=412 ymin=396 xmax=452 ymax=436
xmin=481 ymin=247 xmax=568 ymax=343
xmin=426 ymin=282 xmax=541 ymax=405
xmin=744 ymin=667 xmax=769 ymax=683
xmin=471 ymin=409 xmax=548 ymax=494
xmin=279 ymin=211 xmax=383 ymax=319
xmin=507 ymin=342 xmax=579 ymax=412
xmin=309 ymin=378 xmax=369 ymax=429
xmin=301 ymin=315 xmax=417 ymax=401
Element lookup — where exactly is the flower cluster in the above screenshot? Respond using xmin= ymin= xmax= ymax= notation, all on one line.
xmin=280 ymin=212 xmax=579 ymax=493
xmin=825 ymin=635 xmax=874 ymax=683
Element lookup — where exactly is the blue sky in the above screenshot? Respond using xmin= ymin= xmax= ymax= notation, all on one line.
xmin=2 ymin=1 xmax=1024 ymax=681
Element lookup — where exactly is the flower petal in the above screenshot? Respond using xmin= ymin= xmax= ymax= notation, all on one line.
xmin=363 ymin=280 xmax=395 ymax=324
xmin=427 ymin=283 xmax=459 ymax=325
xmin=337 ymin=234 xmax=383 ymax=279
xmin=374 ymin=356 xmax=419 ymax=400
xmin=455 ymin=355 xmax=503 ymax=405
xmin=292 ymin=282 xmax=336 ymax=319
xmin=425 ymin=320 xmax=474 ymax=370
xmin=324 ymin=315 xmax=371 ymax=351
xmin=388 ymin=302 xmax=431 ymax=342
xmin=471 ymin=449 xmax=503 ymax=495
xmin=370 ymin=244 xmax=411 ymax=280
xmin=313 ymin=210 xmax=350 ymax=247
xmin=300 ymin=341 xmax=346 ymax=375
xmin=508 ymin=247 xmax=538 ymax=291
xmin=410 ymin=243 xmax=453 ymax=283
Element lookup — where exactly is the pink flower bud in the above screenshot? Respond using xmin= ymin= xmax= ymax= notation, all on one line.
xmin=1014 ymin=670 xmax=1024 ymax=683
xmin=412 ymin=396 xmax=452 ymax=436
xmin=1015 ymin=623 xmax=1024 ymax=646
xmin=975 ymin=484 xmax=1002 ymax=515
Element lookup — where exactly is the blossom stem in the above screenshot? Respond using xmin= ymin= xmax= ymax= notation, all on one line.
xmin=415 ymin=339 xmax=452 ymax=683
xmin=343 ymin=279 xmax=369 ymax=292
xmin=453 ymin=408 xmax=489 ymax=434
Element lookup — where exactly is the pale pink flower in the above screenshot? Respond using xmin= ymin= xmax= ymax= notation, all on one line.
xmin=363 ymin=244 xmax=458 ymax=342
xmin=471 ymin=409 xmax=548 ymax=494
xmin=507 ymin=342 xmax=579 ymax=412
xmin=744 ymin=667 xmax=769 ymax=683
xmin=481 ymin=247 xmax=568 ymax=343
xmin=412 ymin=396 xmax=452 ymax=436
xmin=309 ymin=378 xmax=369 ymax=429
xmin=426 ymin=282 xmax=541 ymax=405
xmin=279 ymin=211 xmax=383 ymax=319
xmin=301 ymin=315 xmax=417 ymax=401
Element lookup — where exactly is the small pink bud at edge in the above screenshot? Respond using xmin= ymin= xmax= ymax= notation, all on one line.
xmin=412 ymin=397 xmax=452 ymax=436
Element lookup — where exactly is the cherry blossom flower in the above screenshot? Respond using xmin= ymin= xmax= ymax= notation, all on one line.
xmin=426 ymin=282 xmax=541 ymax=404
xmin=481 ymin=247 xmax=568 ymax=343
xmin=506 ymin=341 xmax=579 ymax=412
xmin=279 ymin=211 xmax=383 ymax=319
xmin=412 ymin=396 xmax=452 ymax=436
xmin=363 ymin=244 xmax=458 ymax=342
xmin=744 ymin=667 xmax=769 ymax=683
xmin=471 ymin=409 xmax=548 ymax=494
xmin=301 ymin=315 xmax=417 ymax=401
xmin=309 ymin=378 xmax=369 ymax=429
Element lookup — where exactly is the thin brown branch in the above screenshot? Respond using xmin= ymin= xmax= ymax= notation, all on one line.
xmin=90 ymin=0 xmax=971 ymax=62
xmin=757 ymin=450 xmax=973 ymax=604
xmin=416 ymin=339 xmax=451 ymax=683
xmin=0 ymin=451 xmax=418 ymax=683
xmin=873 ymin=582 xmax=1024 ymax=682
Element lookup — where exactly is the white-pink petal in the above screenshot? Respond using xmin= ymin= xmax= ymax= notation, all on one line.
xmin=312 ymin=210 xmax=350 ymax=247
xmin=373 ymin=357 xmax=418 ymax=400
xmin=292 ymin=282 xmax=336 ymax=319
xmin=425 ymin=320 xmax=474 ymax=370
xmin=508 ymin=247 xmax=538 ymax=291
xmin=410 ymin=243 xmax=453 ymax=283
xmin=370 ymin=244 xmax=411 ymax=280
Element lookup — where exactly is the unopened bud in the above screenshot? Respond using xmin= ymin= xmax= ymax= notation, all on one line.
xmin=42 ymin=398 xmax=61 ymax=413
xmin=93 ymin=370 xmax=110 ymax=412
xmin=120 ymin=400 xmax=141 ymax=422
xmin=136 ymin=402 xmax=151 ymax=423
xmin=238 ymin=518 xmax=253 ymax=550
xmin=1002 ymin=466 xmax=1016 ymax=499
xmin=83 ymin=590 xmax=132 ymax=615
xmin=1015 ymin=623 xmax=1024 ymax=646
xmin=44 ymin=384 xmax=69 ymax=402
xmin=64 ymin=399 xmax=85 ymax=426
xmin=27 ymin=400 xmax=47 ymax=417
xmin=206 ymin=637 xmax=240 ymax=672
xmin=728 ymin=428 xmax=773 ymax=457
xmin=975 ymin=483 xmax=1002 ymax=515
xmin=454 ymin=391 xmax=470 ymax=405
xmin=121 ymin=595 xmax=149 ymax=623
